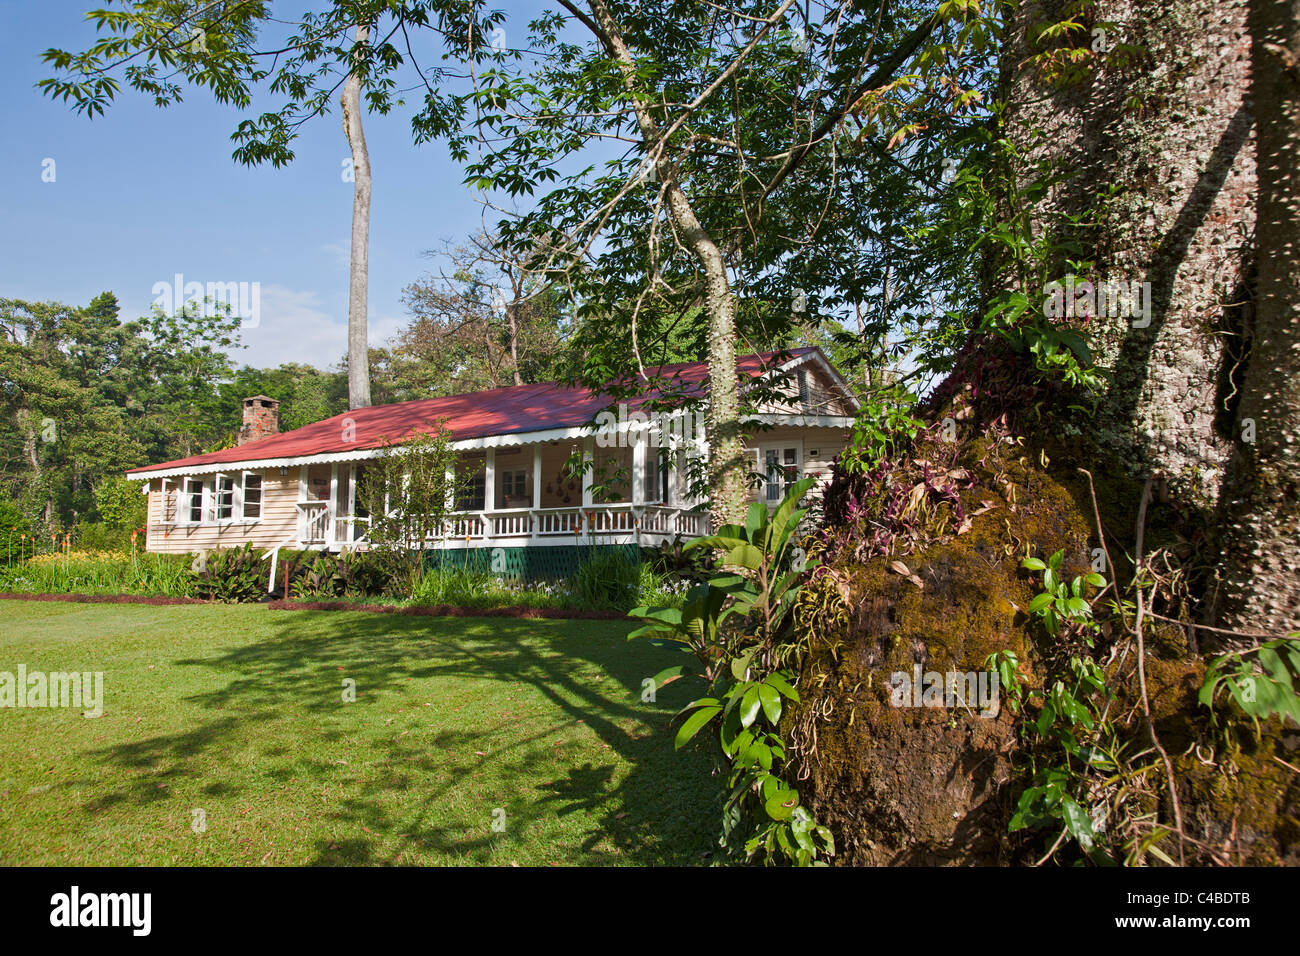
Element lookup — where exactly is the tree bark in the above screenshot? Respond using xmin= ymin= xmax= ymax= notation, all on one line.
xmin=582 ymin=0 xmax=748 ymax=529
xmin=1000 ymin=0 xmax=1254 ymax=505
xmin=1218 ymin=0 xmax=1300 ymax=635
xmin=341 ymin=22 xmax=373 ymax=410
xmin=507 ymin=272 xmax=524 ymax=386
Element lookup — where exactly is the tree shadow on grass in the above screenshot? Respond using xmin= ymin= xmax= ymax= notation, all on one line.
xmin=88 ymin=609 xmax=718 ymax=865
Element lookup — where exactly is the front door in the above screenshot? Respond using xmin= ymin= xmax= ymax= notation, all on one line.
xmin=333 ymin=464 xmax=369 ymax=544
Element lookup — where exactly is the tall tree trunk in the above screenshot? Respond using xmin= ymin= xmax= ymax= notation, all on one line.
xmin=582 ymin=0 xmax=747 ymax=529
xmin=507 ymin=273 xmax=524 ymax=386
xmin=341 ymin=23 xmax=373 ymax=410
xmin=1001 ymin=0 xmax=1255 ymax=505
xmin=1218 ymin=0 xmax=1300 ymax=635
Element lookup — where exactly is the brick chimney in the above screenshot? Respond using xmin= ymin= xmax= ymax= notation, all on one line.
xmin=239 ymin=395 xmax=280 ymax=445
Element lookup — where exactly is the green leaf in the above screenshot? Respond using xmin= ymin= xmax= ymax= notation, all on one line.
xmin=674 ymin=705 xmax=721 ymax=749
xmin=758 ymin=682 xmax=782 ymax=725
xmin=744 ymin=501 xmax=767 ymax=545
xmin=731 ymin=646 xmax=758 ymax=682
xmin=647 ymin=665 xmax=686 ymax=691
xmin=764 ymin=671 xmax=799 ymax=702
xmin=764 ymin=790 xmax=798 ymax=821
xmin=722 ymin=543 xmax=764 ymax=570
xmin=1060 ymin=796 xmax=1095 ymax=848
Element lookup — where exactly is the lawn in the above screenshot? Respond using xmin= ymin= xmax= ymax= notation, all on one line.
xmin=0 ymin=600 xmax=717 ymax=865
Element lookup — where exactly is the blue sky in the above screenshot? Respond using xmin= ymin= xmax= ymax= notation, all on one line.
xmin=0 ymin=0 xmax=547 ymax=370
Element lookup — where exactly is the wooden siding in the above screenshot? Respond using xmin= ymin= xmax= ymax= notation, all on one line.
xmin=144 ymin=469 xmax=298 ymax=554
xmin=743 ymin=424 xmax=849 ymax=504
xmin=750 ymin=360 xmax=856 ymax=418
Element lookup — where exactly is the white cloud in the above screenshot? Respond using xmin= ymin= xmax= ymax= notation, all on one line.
xmin=321 ymin=241 xmax=351 ymax=270
xmin=233 ymin=285 xmax=406 ymax=371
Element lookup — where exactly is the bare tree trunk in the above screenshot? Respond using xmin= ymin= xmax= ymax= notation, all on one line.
xmin=507 ymin=273 xmax=524 ymax=386
xmin=341 ymin=22 xmax=373 ymax=410
xmin=582 ymin=0 xmax=748 ymax=529
xmin=1218 ymin=0 xmax=1300 ymax=635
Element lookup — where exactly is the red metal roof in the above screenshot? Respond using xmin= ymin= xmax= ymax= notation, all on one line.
xmin=127 ymin=349 xmax=816 ymax=476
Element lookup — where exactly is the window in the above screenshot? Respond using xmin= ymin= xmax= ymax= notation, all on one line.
xmin=643 ymin=449 xmax=670 ymax=504
xmin=160 ymin=478 xmax=176 ymax=523
xmin=215 ymin=475 xmax=235 ymax=521
xmin=183 ymin=478 xmax=204 ymax=523
xmin=763 ymin=446 xmax=800 ymax=503
xmin=241 ymin=472 xmax=262 ymax=520
xmin=456 ymin=467 xmax=486 ymax=511
xmin=501 ymin=470 xmax=528 ymax=499
xmin=797 ymin=370 xmax=811 ymax=410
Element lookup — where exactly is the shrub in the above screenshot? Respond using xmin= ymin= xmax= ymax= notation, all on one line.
xmin=290 ymin=549 xmax=390 ymax=599
xmin=571 ymin=548 xmax=644 ymax=611
xmin=193 ymin=543 xmax=266 ymax=603
xmin=410 ymin=565 xmax=500 ymax=606
xmin=0 ymin=498 xmax=33 ymax=564
xmin=71 ymin=521 xmax=134 ymax=553
xmin=644 ymin=534 xmax=714 ymax=584
xmin=93 ymin=476 xmax=148 ymax=530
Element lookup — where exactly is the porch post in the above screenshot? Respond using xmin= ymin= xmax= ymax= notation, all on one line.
xmin=581 ymin=438 xmax=594 ymax=508
xmin=632 ymin=435 xmax=645 ymax=506
xmin=296 ymin=466 xmax=308 ymax=543
xmin=532 ymin=444 xmax=542 ymax=526
xmin=328 ymin=463 xmax=339 ymax=548
xmin=443 ymin=462 xmax=455 ymax=543
xmin=484 ymin=447 xmax=496 ymax=539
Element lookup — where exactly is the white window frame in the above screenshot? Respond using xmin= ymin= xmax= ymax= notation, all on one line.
xmin=241 ymin=471 xmax=263 ymax=521
xmin=181 ymin=477 xmax=205 ymax=525
xmin=755 ymin=441 xmax=803 ymax=505
xmin=642 ymin=447 xmax=671 ymax=505
xmin=214 ymin=473 xmax=236 ymax=523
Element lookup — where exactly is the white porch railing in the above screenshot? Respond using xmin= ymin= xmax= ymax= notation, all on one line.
xmin=293 ymin=501 xmax=707 ymax=549
xmin=430 ymin=504 xmax=707 ymax=544
xmin=297 ymin=501 xmax=330 ymax=545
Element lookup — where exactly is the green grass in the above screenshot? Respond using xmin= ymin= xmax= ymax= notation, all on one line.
xmin=0 ymin=600 xmax=717 ymax=865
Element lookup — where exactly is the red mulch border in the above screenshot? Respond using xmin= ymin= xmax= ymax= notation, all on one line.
xmin=0 ymin=592 xmax=210 ymax=606
xmin=267 ymin=599 xmax=626 ymax=620
xmin=0 ymin=591 xmax=626 ymax=619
